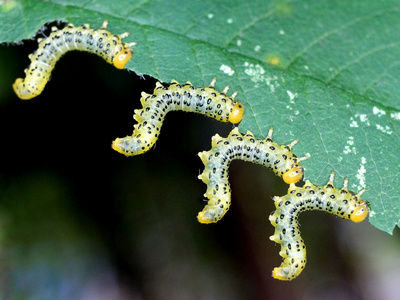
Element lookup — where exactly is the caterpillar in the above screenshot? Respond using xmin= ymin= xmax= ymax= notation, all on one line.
xmin=112 ymin=78 xmax=245 ymax=156
xmin=197 ymin=127 xmax=308 ymax=224
xmin=269 ymin=172 xmax=369 ymax=281
xmin=13 ymin=20 xmax=136 ymax=100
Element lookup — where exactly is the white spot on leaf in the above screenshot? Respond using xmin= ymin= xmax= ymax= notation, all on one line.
xmin=219 ymin=64 xmax=235 ymax=76
xmin=343 ymin=136 xmax=357 ymax=154
xmin=373 ymin=106 xmax=386 ymax=117
xmin=350 ymin=113 xmax=370 ymax=127
xmin=285 ymin=90 xmax=298 ymax=111
xmin=358 ymin=114 xmax=370 ymax=126
xmin=287 ymin=90 xmax=297 ymax=102
xmin=376 ymin=124 xmax=392 ymax=135
xmin=354 ymin=157 xmax=367 ymax=190
xmin=390 ymin=112 xmax=400 ymax=120
xmin=244 ymin=62 xmax=279 ymax=92
xmin=349 ymin=117 xmax=359 ymax=128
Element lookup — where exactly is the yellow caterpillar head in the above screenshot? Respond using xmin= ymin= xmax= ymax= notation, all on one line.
xmin=350 ymin=201 xmax=369 ymax=223
xmin=282 ymin=166 xmax=304 ymax=184
xmin=112 ymin=48 xmax=134 ymax=69
xmin=228 ymin=102 xmax=245 ymax=124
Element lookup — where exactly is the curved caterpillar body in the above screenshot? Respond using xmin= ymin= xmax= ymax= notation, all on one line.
xmin=13 ymin=20 xmax=136 ymax=100
xmin=269 ymin=172 xmax=369 ymax=281
xmin=197 ymin=127 xmax=308 ymax=224
xmin=112 ymin=78 xmax=245 ymax=156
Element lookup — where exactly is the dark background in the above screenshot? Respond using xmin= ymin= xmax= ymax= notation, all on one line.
xmin=0 ymin=34 xmax=399 ymax=300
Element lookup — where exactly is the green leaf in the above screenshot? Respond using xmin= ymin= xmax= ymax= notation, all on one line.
xmin=1 ymin=0 xmax=400 ymax=234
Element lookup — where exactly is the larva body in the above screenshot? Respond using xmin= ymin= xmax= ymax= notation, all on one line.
xmin=112 ymin=78 xmax=245 ymax=156
xmin=197 ymin=127 xmax=307 ymax=224
xmin=13 ymin=20 xmax=136 ymax=100
xmin=269 ymin=172 xmax=369 ymax=281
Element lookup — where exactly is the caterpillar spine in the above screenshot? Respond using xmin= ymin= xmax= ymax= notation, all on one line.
xmin=269 ymin=172 xmax=369 ymax=281
xmin=197 ymin=127 xmax=308 ymax=224
xmin=112 ymin=78 xmax=245 ymax=156
xmin=13 ymin=20 xmax=136 ymax=100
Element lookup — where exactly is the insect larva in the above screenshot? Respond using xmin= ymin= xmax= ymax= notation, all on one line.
xmin=13 ymin=20 xmax=136 ymax=100
xmin=197 ymin=127 xmax=308 ymax=224
xmin=269 ymin=172 xmax=369 ymax=281
xmin=112 ymin=78 xmax=245 ymax=156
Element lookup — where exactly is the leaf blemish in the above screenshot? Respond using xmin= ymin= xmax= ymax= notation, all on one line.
xmin=350 ymin=113 xmax=370 ymax=128
xmin=359 ymin=114 xmax=370 ymax=125
xmin=390 ymin=112 xmax=400 ymax=120
xmin=244 ymin=62 xmax=279 ymax=92
xmin=286 ymin=90 xmax=297 ymax=110
xmin=354 ymin=157 xmax=367 ymax=190
xmin=375 ymin=124 xmax=393 ymax=135
xmin=287 ymin=90 xmax=297 ymax=102
xmin=268 ymin=56 xmax=280 ymax=65
xmin=373 ymin=106 xmax=386 ymax=117
xmin=349 ymin=117 xmax=358 ymax=128
xmin=219 ymin=64 xmax=235 ymax=76
xmin=343 ymin=136 xmax=357 ymax=154
xmin=369 ymin=210 xmax=376 ymax=218
xmin=351 ymin=111 xmax=392 ymax=135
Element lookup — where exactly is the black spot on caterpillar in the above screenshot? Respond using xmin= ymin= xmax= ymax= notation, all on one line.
xmin=197 ymin=127 xmax=308 ymax=224
xmin=269 ymin=172 xmax=369 ymax=281
xmin=13 ymin=20 xmax=136 ymax=100
xmin=112 ymin=78 xmax=245 ymax=156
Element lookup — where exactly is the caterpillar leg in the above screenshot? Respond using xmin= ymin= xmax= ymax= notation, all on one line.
xmin=112 ymin=136 xmax=152 ymax=156
xmin=197 ymin=192 xmax=231 ymax=224
xmin=13 ymin=77 xmax=43 ymax=100
xmin=112 ymin=122 xmax=156 ymax=156
xmin=197 ymin=202 xmax=227 ymax=224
